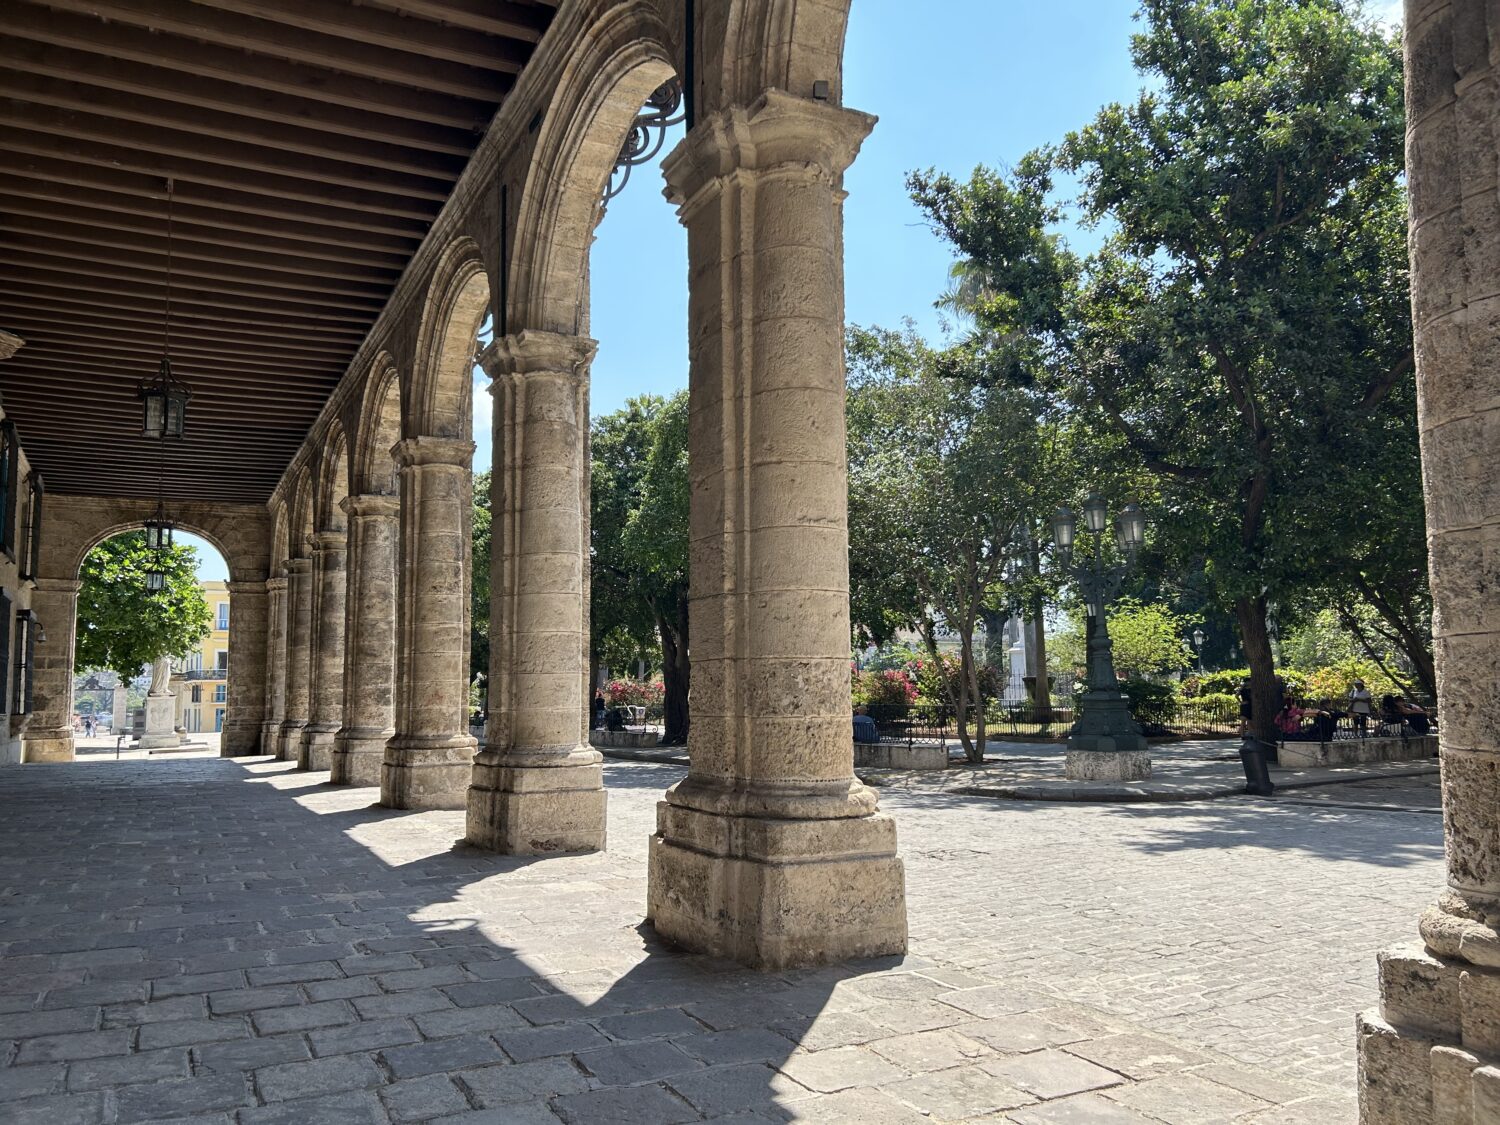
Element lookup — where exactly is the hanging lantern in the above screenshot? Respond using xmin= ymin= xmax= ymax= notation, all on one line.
xmin=140 ymin=357 xmax=190 ymax=440
xmin=144 ymin=498 xmax=175 ymax=551
xmin=145 ymin=565 xmax=167 ymax=592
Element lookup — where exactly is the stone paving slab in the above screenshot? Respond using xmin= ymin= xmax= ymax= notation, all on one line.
xmin=0 ymin=753 xmax=1444 ymax=1122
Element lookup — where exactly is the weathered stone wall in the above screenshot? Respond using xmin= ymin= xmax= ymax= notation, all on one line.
xmin=1358 ymin=1 xmax=1500 ymax=1120
xmin=0 ymin=395 xmax=37 ymax=766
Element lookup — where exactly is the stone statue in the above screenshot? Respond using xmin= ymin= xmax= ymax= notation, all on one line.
xmin=148 ymin=656 xmax=171 ymax=697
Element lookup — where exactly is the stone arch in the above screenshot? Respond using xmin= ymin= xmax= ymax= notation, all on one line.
xmin=312 ymin=423 xmax=350 ymax=535
xmin=702 ymin=0 xmax=854 ymax=112
xmin=353 ymin=356 xmax=403 ymax=498
xmin=269 ymin=501 xmax=288 ymax=573
xmin=509 ymin=3 xmax=676 ymax=335
xmin=287 ymin=470 xmax=315 ymax=560
xmin=407 ymin=239 xmax=489 ymax=440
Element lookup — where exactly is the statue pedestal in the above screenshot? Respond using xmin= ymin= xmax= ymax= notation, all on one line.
xmin=138 ymin=695 xmax=179 ymax=750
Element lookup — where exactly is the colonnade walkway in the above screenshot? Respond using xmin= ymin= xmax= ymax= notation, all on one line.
xmin=0 ymin=755 xmax=1442 ymax=1123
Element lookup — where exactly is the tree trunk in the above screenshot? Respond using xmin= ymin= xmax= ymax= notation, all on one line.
xmin=1029 ymin=594 xmax=1052 ymax=721
xmin=657 ymin=594 xmax=690 ymax=746
xmin=1235 ymin=594 xmax=1280 ymax=746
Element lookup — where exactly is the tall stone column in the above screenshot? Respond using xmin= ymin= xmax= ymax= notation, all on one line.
xmin=111 ymin=682 xmax=127 ymax=737
xmin=1358 ymin=3 xmax=1500 ymax=1120
xmin=645 ymin=91 xmax=907 ymax=969
xmin=466 ymin=332 xmax=605 ymax=854
xmin=381 ymin=436 xmax=476 ymax=809
xmin=260 ymin=575 xmax=287 ymax=755
xmin=276 ymin=557 xmax=312 ymax=760
xmin=298 ymin=533 xmax=347 ymax=771
xmin=332 ymin=494 xmax=398 ymax=786
xmin=20 ymin=577 xmax=79 ymax=763
xmin=223 ymin=580 xmax=269 ymax=757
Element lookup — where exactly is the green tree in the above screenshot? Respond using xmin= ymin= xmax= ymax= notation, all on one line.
xmin=847 ymin=325 xmax=1065 ymax=761
xmin=471 ymin=469 xmax=491 ymax=688
xmin=590 ymin=393 xmax=691 ymax=744
xmin=909 ymin=0 xmax=1415 ymax=743
xmin=1051 ymin=597 xmax=1199 ymax=682
xmin=75 ymin=534 xmax=211 ymax=684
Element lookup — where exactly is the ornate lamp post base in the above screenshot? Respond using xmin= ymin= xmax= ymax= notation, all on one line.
xmin=1065 ymin=689 xmax=1151 ymax=781
xmin=1065 ymin=749 xmax=1152 ymax=781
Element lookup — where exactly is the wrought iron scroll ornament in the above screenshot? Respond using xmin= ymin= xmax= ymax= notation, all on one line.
xmin=603 ymin=79 xmax=685 ymax=202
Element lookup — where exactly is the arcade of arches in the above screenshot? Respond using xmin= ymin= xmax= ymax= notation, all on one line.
xmin=0 ymin=1 xmax=1496 ymax=1119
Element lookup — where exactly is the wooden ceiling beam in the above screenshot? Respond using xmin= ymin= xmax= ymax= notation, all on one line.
xmin=0 ymin=106 xmax=455 ymax=206
xmin=0 ymin=70 xmax=472 ymax=181
xmin=2 ymin=4 xmax=492 ymax=130
xmin=2 ymin=377 xmax=335 ymax=415
xmin=0 ymin=199 xmax=411 ymax=274
xmin=16 ymin=337 xmax=345 ymax=381
xmin=371 ymin=0 xmax=550 ymax=42
xmin=0 ymin=36 xmax=479 ymax=156
xmin=0 ymin=287 xmax=371 ymax=339
xmin=0 ymin=277 xmax=379 ymax=328
xmin=8 ymin=152 xmax=436 ymax=235
xmin=0 ymin=296 xmax=367 ymax=350
xmin=5 ymin=254 xmax=389 ymax=314
xmin=191 ymin=0 xmax=534 ymax=71
xmin=0 ymin=174 xmax=424 ymax=255
xmin=31 ymin=0 xmax=522 ymax=95
xmin=8 ymin=316 xmax=359 ymax=363
xmin=0 ymin=220 xmax=404 ymax=288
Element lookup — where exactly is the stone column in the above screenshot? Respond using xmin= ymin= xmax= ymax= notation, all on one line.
xmin=1358 ymin=3 xmax=1500 ymax=1120
xmin=381 ymin=436 xmax=476 ymax=809
xmin=466 ymin=331 xmax=606 ymax=854
xmin=277 ymin=557 xmax=312 ymax=760
xmin=332 ymin=494 xmax=398 ymax=786
xmin=645 ymin=91 xmax=907 ymax=969
xmin=261 ymin=575 xmax=287 ymax=755
xmin=111 ymin=682 xmax=127 ymax=737
xmin=20 ymin=577 xmax=79 ymax=763
xmin=298 ymin=532 xmax=347 ymax=771
xmin=223 ymin=579 xmax=269 ymax=757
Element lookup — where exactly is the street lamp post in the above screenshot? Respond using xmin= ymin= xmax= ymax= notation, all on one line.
xmin=1191 ymin=627 xmax=1205 ymax=674
xmin=1051 ymin=495 xmax=1151 ymax=782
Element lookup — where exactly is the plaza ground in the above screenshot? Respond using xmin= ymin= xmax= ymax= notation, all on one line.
xmin=0 ymin=753 xmax=1443 ymax=1123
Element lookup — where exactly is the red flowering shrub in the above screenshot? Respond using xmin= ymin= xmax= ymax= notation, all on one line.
xmin=604 ymin=679 xmax=664 ymax=709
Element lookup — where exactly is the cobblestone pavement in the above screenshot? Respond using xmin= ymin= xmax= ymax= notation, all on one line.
xmin=0 ymin=755 xmax=1444 ymax=1123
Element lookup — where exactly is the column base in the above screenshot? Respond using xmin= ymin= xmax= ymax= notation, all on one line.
xmin=1064 ymin=749 xmax=1152 ymax=781
xmin=260 ymin=721 xmax=282 ymax=756
xmin=465 ymin=749 xmax=606 ymax=854
xmin=646 ymin=794 xmax=908 ymax=971
xmin=381 ymin=735 xmax=476 ymax=810
xmin=299 ymin=724 xmax=338 ymax=771
xmin=21 ymin=729 xmax=74 ymax=763
xmin=276 ymin=720 xmax=306 ymax=761
xmin=330 ymin=729 xmax=390 ymax=787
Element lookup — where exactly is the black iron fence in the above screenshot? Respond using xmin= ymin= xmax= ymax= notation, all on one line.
xmin=857 ymin=697 xmax=1245 ymax=744
xmin=1277 ymin=708 xmax=1435 ymax=746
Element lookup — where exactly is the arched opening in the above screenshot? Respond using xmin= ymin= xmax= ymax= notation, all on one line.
xmin=71 ymin=525 xmax=234 ymax=754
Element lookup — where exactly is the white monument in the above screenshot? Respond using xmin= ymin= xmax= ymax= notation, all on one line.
xmin=138 ymin=657 xmax=178 ymax=750
xmin=111 ymin=683 xmax=127 ymax=735
xmin=1005 ymin=617 xmax=1028 ymax=702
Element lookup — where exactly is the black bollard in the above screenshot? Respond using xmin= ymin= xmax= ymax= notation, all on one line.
xmin=1239 ymin=735 xmax=1275 ymax=796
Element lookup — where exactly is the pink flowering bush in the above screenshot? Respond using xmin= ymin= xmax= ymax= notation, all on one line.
xmin=604 ymin=679 xmax=664 ymax=709
xmin=852 ymin=667 xmax=917 ymax=708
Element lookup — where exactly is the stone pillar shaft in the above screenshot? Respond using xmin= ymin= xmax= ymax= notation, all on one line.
xmin=332 ymin=494 xmax=398 ymax=787
xmin=223 ymin=579 xmax=269 ymax=757
xmin=277 ymin=557 xmax=312 ymax=760
xmin=646 ymin=90 xmax=907 ymax=969
xmin=298 ymin=532 xmax=347 ymax=771
xmin=261 ymin=576 xmax=287 ymax=755
xmin=381 ymin=436 xmax=476 ymax=809
xmin=466 ymin=332 xmax=606 ymax=854
xmin=1358 ymin=2 xmax=1500 ymax=1121
xmin=19 ymin=578 xmax=80 ymax=763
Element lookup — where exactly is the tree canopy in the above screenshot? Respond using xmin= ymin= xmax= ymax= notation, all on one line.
xmin=75 ymin=533 xmax=212 ymax=685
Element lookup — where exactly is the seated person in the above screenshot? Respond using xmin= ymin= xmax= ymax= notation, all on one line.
xmin=1310 ymin=698 xmax=1344 ymax=742
xmin=1275 ymin=697 xmax=1309 ymax=739
xmin=852 ymin=704 xmax=879 ymax=744
xmin=1389 ymin=695 xmax=1432 ymax=734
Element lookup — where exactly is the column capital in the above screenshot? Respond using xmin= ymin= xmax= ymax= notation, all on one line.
xmin=31 ymin=577 xmax=81 ymax=595
xmin=664 ymin=89 xmax=876 ymax=211
xmin=341 ymin=492 xmax=400 ymax=519
xmin=226 ymin=580 xmax=270 ymax=597
xmin=265 ymin=577 xmax=288 ymax=594
xmin=284 ymin=557 xmax=312 ymax=575
xmin=394 ymin=435 xmax=474 ymax=468
xmin=310 ymin=530 xmax=348 ymax=552
xmin=478 ymin=330 xmax=597 ymax=382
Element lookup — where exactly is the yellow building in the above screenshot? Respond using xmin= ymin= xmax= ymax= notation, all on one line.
xmin=181 ymin=581 xmax=229 ymax=734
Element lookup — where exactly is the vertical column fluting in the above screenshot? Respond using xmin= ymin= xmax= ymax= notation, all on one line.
xmin=466 ymin=332 xmax=606 ymax=854
xmin=644 ymin=90 xmax=907 ymax=969
xmin=260 ymin=574 xmax=287 ymax=755
xmin=381 ymin=436 xmax=476 ymax=809
xmin=1358 ymin=2 xmax=1500 ymax=1120
xmin=19 ymin=578 xmax=80 ymax=763
xmin=298 ymin=533 xmax=347 ymax=771
xmin=276 ymin=557 xmax=312 ymax=760
xmin=222 ymin=580 xmax=269 ymax=757
xmin=332 ymin=494 xmax=399 ymax=786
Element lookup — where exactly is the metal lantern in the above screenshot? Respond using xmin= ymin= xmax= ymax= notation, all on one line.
xmin=145 ymin=565 xmax=167 ymax=592
xmin=1192 ymin=627 xmax=1205 ymax=650
xmin=144 ymin=502 xmax=175 ymax=551
xmin=1082 ymin=493 xmax=1109 ymax=535
xmin=1050 ymin=506 xmax=1076 ymax=555
xmin=1117 ymin=502 xmax=1146 ymax=551
xmin=140 ymin=357 xmax=190 ymax=440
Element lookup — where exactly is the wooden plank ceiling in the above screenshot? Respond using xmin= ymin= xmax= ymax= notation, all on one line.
xmin=0 ymin=0 xmax=556 ymax=503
